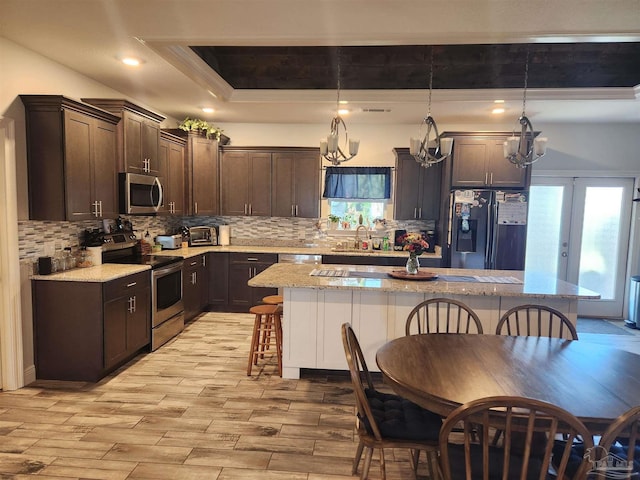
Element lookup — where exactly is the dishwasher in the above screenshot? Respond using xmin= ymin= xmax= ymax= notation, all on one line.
xmin=278 ymin=254 xmax=322 ymax=265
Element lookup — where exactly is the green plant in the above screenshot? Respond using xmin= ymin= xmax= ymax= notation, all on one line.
xmin=328 ymin=214 xmax=340 ymax=223
xmin=178 ymin=117 xmax=223 ymax=141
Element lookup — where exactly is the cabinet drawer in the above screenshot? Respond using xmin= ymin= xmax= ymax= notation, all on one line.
xmin=184 ymin=254 xmax=206 ymax=271
xmin=104 ymin=271 xmax=150 ymax=301
xmin=229 ymin=253 xmax=278 ymax=264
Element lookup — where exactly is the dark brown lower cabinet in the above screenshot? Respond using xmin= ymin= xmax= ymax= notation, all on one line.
xmin=183 ymin=254 xmax=209 ymax=322
xmin=33 ymin=271 xmax=150 ymax=382
xmin=228 ymin=253 xmax=278 ymax=312
xmin=207 ymin=252 xmax=229 ymax=310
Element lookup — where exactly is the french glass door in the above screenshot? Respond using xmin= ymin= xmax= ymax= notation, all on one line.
xmin=525 ymin=176 xmax=634 ymax=318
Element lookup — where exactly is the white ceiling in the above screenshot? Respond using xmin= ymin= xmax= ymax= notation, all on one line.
xmin=1 ymin=0 xmax=639 ymax=125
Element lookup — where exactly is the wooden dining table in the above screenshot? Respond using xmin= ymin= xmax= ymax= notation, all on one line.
xmin=376 ymin=334 xmax=640 ymax=434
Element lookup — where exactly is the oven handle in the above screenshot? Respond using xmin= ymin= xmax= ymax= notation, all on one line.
xmin=152 ymin=261 xmax=183 ymax=278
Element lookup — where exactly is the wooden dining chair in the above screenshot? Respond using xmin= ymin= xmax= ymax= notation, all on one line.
xmin=341 ymin=323 xmax=442 ymax=480
xmin=439 ymin=395 xmax=594 ymax=480
xmin=593 ymin=405 xmax=640 ymax=479
xmin=405 ymin=297 xmax=483 ymax=336
xmin=495 ymin=304 xmax=578 ymax=340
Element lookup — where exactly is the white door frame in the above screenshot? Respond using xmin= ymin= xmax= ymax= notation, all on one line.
xmin=0 ymin=117 xmax=24 ymax=391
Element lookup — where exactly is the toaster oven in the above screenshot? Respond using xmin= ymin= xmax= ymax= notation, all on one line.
xmin=189 ymin=226 xmax=217 ymax=246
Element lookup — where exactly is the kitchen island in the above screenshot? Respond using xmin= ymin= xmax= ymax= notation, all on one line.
xmin=248 ymin=263 xmax=600 ymax=379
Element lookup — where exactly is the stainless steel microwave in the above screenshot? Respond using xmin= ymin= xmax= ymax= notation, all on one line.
xmin=119 ymin=172 xmax=163 ymax=214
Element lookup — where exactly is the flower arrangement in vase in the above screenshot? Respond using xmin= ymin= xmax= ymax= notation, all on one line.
xmin=178 ymin=117 xmax=223 ymax=141
xmin=398 ymin=232 xmax=430 ymax=274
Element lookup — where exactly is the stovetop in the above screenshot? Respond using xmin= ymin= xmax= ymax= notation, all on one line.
xmin=105 ymin=254 xmax=184 ymax=269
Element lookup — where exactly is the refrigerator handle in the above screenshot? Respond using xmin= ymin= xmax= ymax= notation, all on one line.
xmin=485 ymin=193 xmax=496 ymax=269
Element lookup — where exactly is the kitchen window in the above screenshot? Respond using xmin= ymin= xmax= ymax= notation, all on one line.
xmin=323 ymin=167 xmax=390 ymax=229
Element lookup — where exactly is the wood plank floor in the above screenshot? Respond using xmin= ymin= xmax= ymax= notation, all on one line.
xmin=0 ymin=312 xmax=426 ymax=479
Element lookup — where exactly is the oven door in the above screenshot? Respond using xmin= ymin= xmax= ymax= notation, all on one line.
xmin=152 ymin=261 xmax=184 ymax=327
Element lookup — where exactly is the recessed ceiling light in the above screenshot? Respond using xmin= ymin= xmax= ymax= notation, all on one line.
xmin=494 ymin=99 xmax=505 ymax=104
xmin=492 ymin=107 xmax=505 ymax=114
xmin=121 ymin=57 xmax=142 ymax=67
xmin=338 ymin=108 xmax=350 ymax=115
xmin=202 ymin=107 xmax=215 ymax=113
xmin=339 ymin=100 xmax=349 ymax=105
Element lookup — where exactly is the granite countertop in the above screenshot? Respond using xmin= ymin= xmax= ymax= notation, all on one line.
xmin=247 ymin=263 xmax=601 ymax=299
xmin=31 ymin=264 xmax=150 ymax=282
xmin=30 ymin=244 xmax=441 ymax=282
xmin=154 ymin=244 xmax=442 ymax=259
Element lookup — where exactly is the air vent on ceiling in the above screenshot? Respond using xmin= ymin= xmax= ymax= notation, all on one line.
xmin=361 ymin=108 xmax=391 ymax=113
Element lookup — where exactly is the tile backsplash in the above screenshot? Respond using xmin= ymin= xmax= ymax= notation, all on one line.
xmin=18 ymin=215 xmax=435 ymax=260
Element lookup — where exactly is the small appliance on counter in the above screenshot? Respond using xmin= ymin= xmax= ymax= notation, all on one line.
xmin=218 ymin=225 xmax=230 ymax=245
xmin=189 ymin=226 xmax=217 ymax=246
xmin=156 ymin=234 xmax=182 ymax=250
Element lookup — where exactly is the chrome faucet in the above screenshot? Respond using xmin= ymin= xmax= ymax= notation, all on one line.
xmin=354 ymin=225 xmax=368 ymax=249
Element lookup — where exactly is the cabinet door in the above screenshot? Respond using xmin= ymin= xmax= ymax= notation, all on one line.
xmin=220 ymin=151 xmax=250 ymax=215
xmin=208 ymin=252 xmax=229 ymax=306
xmin=124 ymin=113 xmax=144 ymax=174
xmin=292 ymin=151 xmax=320 ymax=218
xmin=191 ymin=136 xmax=219 ymax=215
xmin=103 ymin=297 xmax=129 ymax=369
xmin=160 ymin=137 xmax=186 ymax=215
xmin=248 ymin=152 xmax=272 ymax=216
xmin=272 ymin=151 xmax=320 ymax=218
xmin=418 ymin=161 xmax=442 ymax=220
xmin=250 ymin=263 xmax=278 ymax=305
xmin=394 ymin=151 xmax=422 ymax=220
xmin=228 ymin=261 xmax=253 ymax=309
xmin=451 ymin=138 xmax=490 ymax=187
xmin=64 ymin=111 xmax=93 ymax=220
xmin=486 ymin=139 xmax=528 ymax=188
xmin=183 ymin=263 xmax=200 ymax=321
xmin=127 ymin=286 xmax=150 ymax=351
xmin=142 ymin=120 xmax=160 ymax=175
xmin=92 ymin=119 xmax=118 ymax=219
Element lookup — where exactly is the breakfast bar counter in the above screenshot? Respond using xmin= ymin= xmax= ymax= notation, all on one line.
xmin=249 ymin=263 xmax=600 ymax=379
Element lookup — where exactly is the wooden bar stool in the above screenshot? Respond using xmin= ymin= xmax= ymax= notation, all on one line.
xmin=247 ymin=304 xmax=283 ymax=376
xmin=262 ymin=294 xmax=283 ymax=305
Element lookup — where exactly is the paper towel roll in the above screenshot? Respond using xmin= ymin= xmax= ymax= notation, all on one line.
xmin=86 ymin=246 xmax=103 ymax=266
xmin=219 ymin=225 xmax=230 ymax=246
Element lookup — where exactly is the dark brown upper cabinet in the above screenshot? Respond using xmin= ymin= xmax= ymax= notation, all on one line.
xmin=159 ymin=131 xmax=186 ymax=215
xmin=393 ymin=148 xmax=442 ymax=221
xmin=446 ymin=132 xmax=530 ymax=189
xmin=271 ymin=148 xmax=320 ymax=218
xmin=220 ymin=149 xmax=272 ymax=216
xmin=82 ymin=99 xmax=165 ymax=176
xmin=20 ymin=95 xmax=120 ymax=221
xmin=186 ymin=133 xmax=219 ymax=216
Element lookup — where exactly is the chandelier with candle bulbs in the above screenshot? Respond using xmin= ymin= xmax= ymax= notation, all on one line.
xmin=503 ymin=48 xmax=548 ymax=168
xmin=320 ymin=50 xmax=359 ymax=166
xmin=409 ymin=48 xmax=453 ymax=168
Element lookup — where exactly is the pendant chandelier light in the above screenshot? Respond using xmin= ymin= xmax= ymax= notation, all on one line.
xmin=320 ymin=49 xmax=359 ymax=166
xmin=504 ymin=48 xmax=548 ymax=168
xmin=409 ymin=48 xmax=453 ymax=168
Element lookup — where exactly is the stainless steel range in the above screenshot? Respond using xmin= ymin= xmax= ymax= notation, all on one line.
xmin=101 ymin=231 xmax=185 ymax=350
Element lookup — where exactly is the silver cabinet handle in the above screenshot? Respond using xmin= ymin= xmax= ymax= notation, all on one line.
xmin=485 ymin=172 xmax=489 ymax=185
xmin=202 ymin=256 xmax=206 ymax=267
xmin=295 ymin=205 xmax=298 ymax=216
xmin=126 ymin=282 xmax=137 ymax=287
xmin=191 ymin=272 xmax=197 ymax=285
xmin=489 ymin=172 xmax=493 ymax=185
xmin=291 ymin=205 xmax=295 ymax=216
xmin=248 ymin=267 xmax=252 ymax=277
xmin=190 ymin=261 xmax=197 ymax=266
xmin=247 ymin=257 xmax=258 ymax=262
xmin=99 ymin=200 xmax=103 ymax=218
xmin=128 ymin=296 xmax=135 ymax=313
xmin=418 ymin=207 xmax=422 ymax=218
xmin=194 ymin=202 xmax=198 ymax=214
xmin=249 ymin=204 xmax=252 ymax=215
xmin=244 ymin=204 xmax=247 ymax=215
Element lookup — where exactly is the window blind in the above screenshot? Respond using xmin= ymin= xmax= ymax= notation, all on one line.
xmin=322 ymin=167 xmax=391 ymax=199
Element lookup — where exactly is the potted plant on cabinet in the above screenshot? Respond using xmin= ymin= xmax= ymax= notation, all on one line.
xmin=328 ymin=214 xmax=340 ymax=230
xmin=178 ymin=117 xmax=224 ymax=141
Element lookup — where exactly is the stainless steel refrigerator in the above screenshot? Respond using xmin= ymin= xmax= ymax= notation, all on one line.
xmin=448 ymin=190 xmax=528 ymax=270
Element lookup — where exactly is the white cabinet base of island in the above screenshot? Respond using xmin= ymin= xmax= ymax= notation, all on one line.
xmin=246 ymin=264 xmax=599 ymax=380
xmin=282 ymin=288 xmax=580 ymax=379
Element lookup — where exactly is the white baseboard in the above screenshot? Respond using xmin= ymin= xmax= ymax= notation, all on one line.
xmin=23 ymin=364 xmax=36 ymax=386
